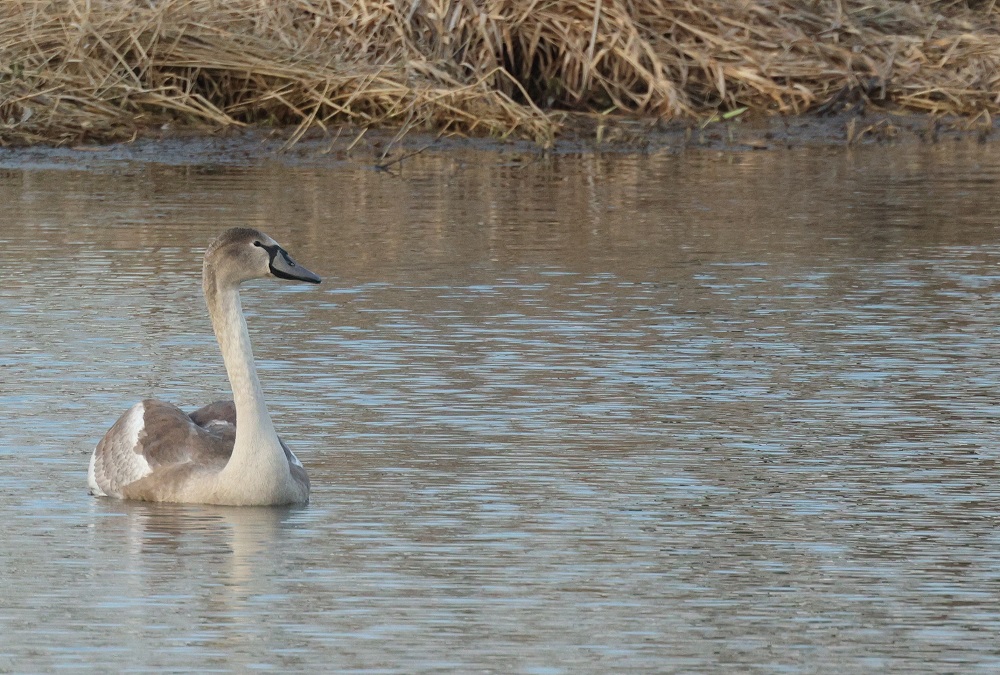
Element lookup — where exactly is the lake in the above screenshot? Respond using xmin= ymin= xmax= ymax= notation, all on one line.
xmin=1 ymin=137 xmax=1000 ymax=672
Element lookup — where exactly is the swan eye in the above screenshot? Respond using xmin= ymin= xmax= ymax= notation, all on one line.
xmin=253 ymin=241 xmax=262 ymax=247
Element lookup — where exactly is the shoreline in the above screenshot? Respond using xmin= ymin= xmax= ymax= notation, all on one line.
xmin=0 ymin=111 xmax=995 ymax=172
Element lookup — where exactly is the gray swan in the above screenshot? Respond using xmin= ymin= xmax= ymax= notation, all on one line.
xmin=88 ymin=227 xmax=321 ymax=505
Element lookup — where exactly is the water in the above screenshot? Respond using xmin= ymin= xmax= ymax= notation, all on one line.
xmin=2 ymin=140 xmax=1000 ymax=672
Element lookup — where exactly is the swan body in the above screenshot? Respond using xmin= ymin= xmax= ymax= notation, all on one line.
xmin=88 ymin=227 xmax=320 ymax=506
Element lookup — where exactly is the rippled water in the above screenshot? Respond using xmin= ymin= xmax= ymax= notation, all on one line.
xmin=2 ymin=140 xmax=1000 ymax=671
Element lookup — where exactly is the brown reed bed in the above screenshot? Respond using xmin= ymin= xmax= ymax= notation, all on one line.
xmin=1 ymin=0 xmax=999 ymax=147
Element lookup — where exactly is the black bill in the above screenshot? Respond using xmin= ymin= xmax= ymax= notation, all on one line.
xmin=260 ymin=243 xmax=322 ymax=284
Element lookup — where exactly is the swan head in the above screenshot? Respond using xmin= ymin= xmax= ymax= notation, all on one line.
xmin=204 ymin=227 xmax=322 ymax=288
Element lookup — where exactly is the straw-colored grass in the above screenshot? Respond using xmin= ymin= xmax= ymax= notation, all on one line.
xmin=1 ymin=0 xmax=999 ymax=146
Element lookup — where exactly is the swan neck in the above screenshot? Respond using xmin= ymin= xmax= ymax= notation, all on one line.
xmin=205 ymin=281 xmax=275 ymax=438
xmin=200 ymin=259 xmax=301 ymax=504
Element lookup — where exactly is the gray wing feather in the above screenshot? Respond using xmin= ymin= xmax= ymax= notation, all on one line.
xmin=90 ymin=399 xmax=234 ymax=498
xmin=189 ymin=400 xmax=238 ymax=428
xmin=191 ymin=399 xmax=303 ymax=473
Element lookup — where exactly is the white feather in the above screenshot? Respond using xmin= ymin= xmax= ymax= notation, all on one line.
xmin=87 ymin=450 xmax=106 ymax=496
xmin=121 ymin=401 xmax=150 ymax=473
xmin=91 ymin=401 xmax=151 ymax=497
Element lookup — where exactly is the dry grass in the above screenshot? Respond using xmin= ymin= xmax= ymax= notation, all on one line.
xmin=1 ymin=0 xmax=999 ymax=146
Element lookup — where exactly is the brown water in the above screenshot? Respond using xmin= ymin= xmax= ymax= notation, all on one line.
xmin=2 ymin=139 xmax=1000 ymax=672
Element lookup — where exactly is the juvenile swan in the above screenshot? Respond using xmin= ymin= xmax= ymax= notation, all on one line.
xmin=88 ymin=228 xmax=321 ymax=505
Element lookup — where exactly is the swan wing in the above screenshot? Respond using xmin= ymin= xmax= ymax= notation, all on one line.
xmin=191 ymin=399 xmax=308 ymax=477
xmin=279 ymin=436 xmax=310 ymax=492
xmin=89 ymin=399 xmax=233 ymax=498
xmin=189 ymin=399 xmax=237 ymax=428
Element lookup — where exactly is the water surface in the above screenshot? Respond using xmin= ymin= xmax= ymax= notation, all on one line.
xmin=2 ymin=141 xmax=1000 ymax=672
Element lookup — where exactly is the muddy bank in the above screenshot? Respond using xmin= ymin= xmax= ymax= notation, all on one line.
xmin=0 ymin=111 xmax=995 ymax=173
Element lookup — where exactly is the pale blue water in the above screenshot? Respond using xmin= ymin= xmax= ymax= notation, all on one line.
xmin=1 ymin=140 xmax=1000 ymax=672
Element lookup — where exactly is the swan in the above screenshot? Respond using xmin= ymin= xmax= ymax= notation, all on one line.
xmin=88 ymin=227 xmax=321 ymax=505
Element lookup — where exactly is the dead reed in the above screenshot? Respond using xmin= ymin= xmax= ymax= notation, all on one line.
xmin=1 ymin=0 xmax=998 ymax=146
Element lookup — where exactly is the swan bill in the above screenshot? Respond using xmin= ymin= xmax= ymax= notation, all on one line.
xmin=257 ymin=242 xmax=322 ymax=284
